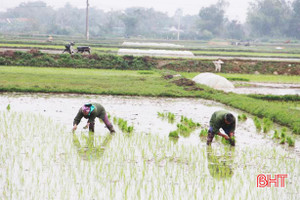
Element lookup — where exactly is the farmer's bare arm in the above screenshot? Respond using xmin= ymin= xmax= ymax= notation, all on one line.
xmin=217 ymin=132 xmax=229 ymax=140
xmin=72 ymin=124 xmax=78 ymax=131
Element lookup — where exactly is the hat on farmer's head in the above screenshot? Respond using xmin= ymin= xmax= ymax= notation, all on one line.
xmin=225 ymin=113 xmax=234 ymax=124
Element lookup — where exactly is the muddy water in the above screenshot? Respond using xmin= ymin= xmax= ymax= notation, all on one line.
xmin=1 ymin=92 xmax=299 ymax=199
xmin=228 ymin=82 xmax=300 ymax=95
xmin=0 ymin=92 xmax=298 ymax=151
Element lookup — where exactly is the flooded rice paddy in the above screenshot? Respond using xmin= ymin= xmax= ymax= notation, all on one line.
xmin=229 ymin=82 xmax=300 ymax=95
xmin=0 ymin=93 xmax=299 ymax=199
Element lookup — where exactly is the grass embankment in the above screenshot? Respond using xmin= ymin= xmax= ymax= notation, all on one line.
xmin=0 ymin=66 xmax=299 ymax=134
xmin=0 ymin=66 xmax=178 ymax=95
xmin=1 ymin=51 xmax=300 ymax=75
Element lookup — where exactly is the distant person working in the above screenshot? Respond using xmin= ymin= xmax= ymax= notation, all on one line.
xmin=207 ymin=110 xmax=236 ymax=146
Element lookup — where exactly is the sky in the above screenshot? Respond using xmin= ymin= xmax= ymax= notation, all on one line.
xmin=1 ymin=0 xmax=253 ymax=22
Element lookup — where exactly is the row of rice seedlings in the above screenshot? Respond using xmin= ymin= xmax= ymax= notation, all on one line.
xmin=113 ymin=116 xmax=134 ymax=134
xmin=253 ymin=117 xmax=273 ymax=133
xmin=254 ymin=117 xmax=273 ymax=133
xmin=180 ymin=116 xmax=201 ymax=129
xmin=157 ymin=111 xmax=175 ymax=123
xmin=199 ymin=128 xmax=208 ymax=137
xmin=168 ymin=116 xmax=201 ymax=138
xmin=273 ymin=128 xmax=295 ymax=146
xmin=238 ymin=113 xmax=247 ymax=122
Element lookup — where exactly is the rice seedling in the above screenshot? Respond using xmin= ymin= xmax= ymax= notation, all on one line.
xmin=221 ymin=137 xmax=231 ymax=145
xmin=115 ymin=117 xmax=134 ymax=134
xmin=238 ymin=114 xmax=247 ymax=122
xmin=272 ymin=130 xmax=280 ymax=139
xmin=262 ymin=118 xmax=273 ymax=133
xmin=157 ymin=112 xmax=176 ymax=123
xmin=199 ymin=128 xmax=208 ymax=137
xmin=279 ymin=138 xmax=286 ymax=144
xmin=253 ymin=117 xmax=262 ymax=131
xmin=280 ymin=129 xmax=286 ymax=139
xmin=169 ymin=130 xmax=179 ymax=138
xmin=286 ymin=136 xmax=295 ymax=147
xmin=176 ymin=123 xmax=192 ymax=137
xmin=180 ymin=116 xmax=201 ymax=129
xmin=6 ymin=104 xmax=10 ymax=111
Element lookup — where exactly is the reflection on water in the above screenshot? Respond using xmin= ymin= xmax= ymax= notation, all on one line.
xmin=73 ymin=132 xmax=113 ymax=161
xmin=206 ymin=146 xmax=235 ymax=179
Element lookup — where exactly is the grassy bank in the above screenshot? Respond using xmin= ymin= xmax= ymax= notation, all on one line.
xmin=0 ymin=66 xmax=179 ymax=96
xmin=0 ymin=66 xmax=299 ymax=133
xmin=1 ymin=51 xmax=300 ymax=75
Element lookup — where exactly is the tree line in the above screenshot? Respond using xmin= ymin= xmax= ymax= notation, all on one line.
xmin=0 ymin=0 xmax=299 ymax=40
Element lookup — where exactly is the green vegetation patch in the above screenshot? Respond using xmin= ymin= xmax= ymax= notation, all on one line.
xmin=0 ymin=51 xmax=155 ymax=70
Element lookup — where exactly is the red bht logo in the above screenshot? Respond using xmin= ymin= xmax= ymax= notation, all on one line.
xmin=257 ymin=174 xmax=288 ymax=187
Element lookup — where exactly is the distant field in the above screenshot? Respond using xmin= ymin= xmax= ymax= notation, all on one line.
xmin=1 ymin=40 xmax=300 ymax=58
xmin=192 ymin=50 xmax=300 ymax=58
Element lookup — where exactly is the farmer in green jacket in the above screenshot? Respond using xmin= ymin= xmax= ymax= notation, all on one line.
xmin=72 ymin=103 xmax=115 ymax=134
xmin=207 ymin=110 xmax=236 ymax=146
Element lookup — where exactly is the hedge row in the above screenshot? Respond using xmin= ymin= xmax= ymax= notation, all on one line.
xmin=0 ymin=50 xmax=155 ymax=70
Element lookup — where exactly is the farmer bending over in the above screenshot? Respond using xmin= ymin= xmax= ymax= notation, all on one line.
xmin=73 ymin=103 xmax=115 ymax=134
xmin=207 ymin=110 xmax=236 ymax=146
